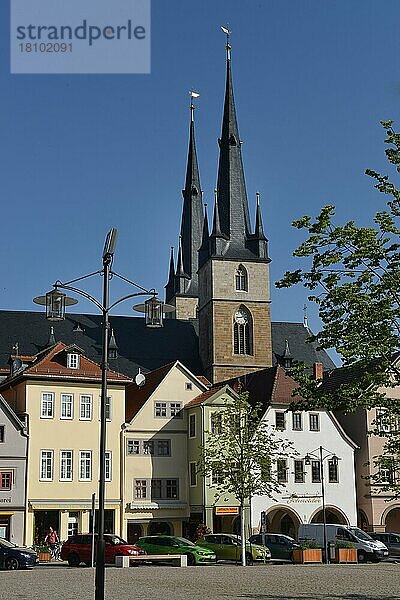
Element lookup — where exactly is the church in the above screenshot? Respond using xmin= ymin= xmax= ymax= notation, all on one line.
xmin=0 ymin=38 xmax=334 ymax=381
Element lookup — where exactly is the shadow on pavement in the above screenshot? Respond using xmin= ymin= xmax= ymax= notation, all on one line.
xmin=238 ymin=595 xmax=400 ymax=600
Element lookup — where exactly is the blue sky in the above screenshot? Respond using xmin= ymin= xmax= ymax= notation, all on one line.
xmin=1 ymin=0 xmax=400 ymax=339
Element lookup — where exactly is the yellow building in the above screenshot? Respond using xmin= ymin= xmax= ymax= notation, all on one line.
xmin=122 ymin=361 xmax=207 ymax=543
xmin=0 ymin=342 xmax=131 ymax=545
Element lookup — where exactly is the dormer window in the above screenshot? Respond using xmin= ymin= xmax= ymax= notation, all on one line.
xmin=67 ymin=353 xmax=80 ymax=369
xmin=235 ymin=265 xmax=248 ymax=291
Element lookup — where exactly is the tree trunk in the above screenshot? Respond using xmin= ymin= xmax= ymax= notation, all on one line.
xmin=240 ymin=504 xmax=246 ymax=566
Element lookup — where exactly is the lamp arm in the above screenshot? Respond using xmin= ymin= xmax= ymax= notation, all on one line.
xmin=55 ymin=270 xmax=103 ymax=288
xmin=110 ymin=270 xmax=156 ymax=295
xmin=108 ymin=292 xmax=154 ymax=312
xmin=54 ymin=283 xmax=105 ymax=312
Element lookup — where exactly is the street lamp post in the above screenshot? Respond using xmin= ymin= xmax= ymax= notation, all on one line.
xmin=304 ymin=446 xmax=339 ymax=564
xmin=34 ymin=228 xmax=173 ymax=600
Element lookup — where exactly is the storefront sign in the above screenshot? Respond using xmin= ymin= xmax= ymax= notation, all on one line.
xmin=0 ymin=498 xmax=12 ymax=504
xmin=215 ymin=507 xmax=239 ymax=515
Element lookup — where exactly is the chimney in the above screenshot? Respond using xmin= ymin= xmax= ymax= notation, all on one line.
xmin=313 ymin=362 xmax=323 ymax=380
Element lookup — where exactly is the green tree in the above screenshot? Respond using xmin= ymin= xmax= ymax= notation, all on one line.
xmin=197 ymin=391 xmax=292 ymax=566
xmin=276 ymin=120 xmax=400 ymax=495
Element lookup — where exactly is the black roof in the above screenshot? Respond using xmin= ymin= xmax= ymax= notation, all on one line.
xmin=0 ymin=311 xmax=336 ymax=379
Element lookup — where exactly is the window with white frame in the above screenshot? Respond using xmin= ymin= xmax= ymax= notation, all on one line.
xmin=150 ymin=478 xmax=179 ymax=500
xmin=40 ymin=450 xmax=54 ymax=480
xmin=0 ymin=425 xmax=4 ymax=443
xmin=294 ymin=459 xmax=305 ymax=483
xmin=67 ymin=353 xmax=80 ymax=369
xmin=169 ymin=402 xmax=182 ymax=417
xmin=376 ymin=408 xmax=391 ymax=434
xmin=127 ymin=439 xmax=171 ymax=457
xmin=309 ymin=413 xmax=320 ymax=431
xmin=276 ymin=458 xmax=287 ymax=483
xmin=80 ymin=395 xmax=92 ymax=420
xmin=134 ymin=479 xmax=147 ymax=499
xmin=211 ymin=463 xmax=225 ymax=485
xmin=189 ymin=462 xmax=197 ymax=487
xmin=275 ymin=411 xmax=286 ymax=430
xmin=99 ymin=396 xmax=112 ymax=421
xmin=210 ymin=412 xmax=222 ymax=434
xmin=292 ymin=413 xmax=302 ymax=431
xmin=154 ymin=402 xmax=167 ymax=417
xmin=79 ymin=451 xmax=92 ymax=480
xmin=189 ymin=414 xmax=196 ymax=438
xmin=127 ymin=440 xmax=140 ymax=455
xmin=311 ymin=460 xmax=321 ymax=483
xmin=154 ymin=401 xmax=182 ymax=418
xmin=60 ymin=450 xmax=73 ymax=481
xmin=166 ymin=479 xmax=179 ymax=499
xmin=328 ymin=459 xmax=339 ymax=483
xmin=60 ymin=394 xmax=73 ymax=420
xmin=0 ymin=471 xmax=12 ymax=490
xmin=185 ymin=382 xmax=193 ymax=391
xmin=41 ymin=392 xmax=54 ymax=419
xmin=105 ymin=451 xmax=112 ymax=482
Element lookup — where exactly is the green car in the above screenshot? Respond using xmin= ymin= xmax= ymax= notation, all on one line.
xmin=136 ymin=535 xmax=216 ymax=565
xmin=196 ymin=533 xmax=271 ymax=563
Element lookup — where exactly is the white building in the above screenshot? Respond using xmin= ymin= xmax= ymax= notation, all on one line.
xmin=224 ymin=365 xmax=358 ymax=538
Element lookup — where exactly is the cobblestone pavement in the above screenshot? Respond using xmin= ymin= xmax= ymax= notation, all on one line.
xmin=0 ymin=562 xmax=399 ymax=600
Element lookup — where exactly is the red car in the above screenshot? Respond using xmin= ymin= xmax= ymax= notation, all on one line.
xmin=61 ymin=534 xmax=144 ymax=566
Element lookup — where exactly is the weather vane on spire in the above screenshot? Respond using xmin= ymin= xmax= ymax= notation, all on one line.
xmin=221 ymin=25 xmax=232 ymax=60
xmin=189 ymin=90 xmax=200 ymax=122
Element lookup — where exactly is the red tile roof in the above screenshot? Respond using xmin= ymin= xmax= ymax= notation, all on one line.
xmin=185 ymin=386 xmax=224 ymax=408
xmin=125 ymin=362 xmax=176 ymax=422
xmin=1 ymin=342 xmax=131 ymax=386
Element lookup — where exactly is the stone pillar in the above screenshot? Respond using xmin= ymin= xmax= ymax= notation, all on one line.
xmin=81 ymin=510 xmax=90 ymax=533
xmin=59 ymin=511 xmax=69 ymax=540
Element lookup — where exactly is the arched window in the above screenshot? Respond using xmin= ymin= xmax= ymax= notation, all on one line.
xmin=235 ymin=265 xmax=248 ymax=291
xmin=233 ymin=306 xmax=253 ymax=355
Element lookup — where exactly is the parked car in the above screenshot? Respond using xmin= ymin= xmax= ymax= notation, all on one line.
xmin=369 ymin=532 xmax=400 ymax=558
xmin=0 ymin=538 xmax=38 ymax=570
xmin=196 ymin=533 xmax=270 ymax=563
xmin=298 ymin=524 xmax=388 ymax=562
xmin=136 ymin=535 xmax=216 ymax=565
xmin=60 ymin=534 xmax=144 ymax=567
xmin=248 ymin=533 xmax=299 ymax=561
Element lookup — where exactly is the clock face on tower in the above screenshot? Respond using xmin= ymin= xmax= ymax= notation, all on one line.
xmin=234 ymin=309 xmax=248 ymax=325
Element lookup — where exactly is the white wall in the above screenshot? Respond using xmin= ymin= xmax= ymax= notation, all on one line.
xmin=251 ymin=407 xmax=358 ymax=532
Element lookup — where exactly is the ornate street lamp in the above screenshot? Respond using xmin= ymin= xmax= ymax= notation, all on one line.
xmin=304 ymin=446 xmax=340 ymax=564
xmin=34 ymin=228 xmax=173 ymax=600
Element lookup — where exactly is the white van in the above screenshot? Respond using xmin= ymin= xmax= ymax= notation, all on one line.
xmin=298 ymin=524 xmax=388 ymax=562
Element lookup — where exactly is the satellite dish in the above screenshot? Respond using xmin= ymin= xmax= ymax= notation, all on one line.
xmin=135 ymin=371 xmax=146 ymax=387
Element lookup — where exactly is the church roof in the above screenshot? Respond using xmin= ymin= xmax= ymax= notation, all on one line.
xmin=0 ymin=311 xmax=336 ymax=382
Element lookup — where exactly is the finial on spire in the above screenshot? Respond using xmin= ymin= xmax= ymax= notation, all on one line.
xmin=303 ymin=303 xmax=309 ymax=329
xmin=221 ymin=25 xmax=232 ymax=60
xmin=256 ymin=191 xmax=260 ymax=206
xmin=189 ymin=90 xmax=200 ymax=123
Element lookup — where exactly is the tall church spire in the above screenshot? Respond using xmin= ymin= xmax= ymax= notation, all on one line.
xmin=179 ymin=93 xmax=204 ymax=295
xmin=215 ymin=34 xmax=251 ymax=246
xmin=165 ymin=246 xmax=175 ymax=303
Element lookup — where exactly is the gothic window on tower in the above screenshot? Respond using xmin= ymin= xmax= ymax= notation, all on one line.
xmin=233 ymin=307 xmax=253 ymax=356
xmin=235 ymin=265 xmax=248 ymax=292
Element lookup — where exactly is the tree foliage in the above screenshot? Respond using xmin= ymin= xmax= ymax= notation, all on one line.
xmin=276 ymin=120 xmax=400 ymax=494
xmin=198 ymin=391 xmax=292 ymax=508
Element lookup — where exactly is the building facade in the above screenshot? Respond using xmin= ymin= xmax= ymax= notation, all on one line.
xmin=122 ymin=361 xmax=207 ymax=542
xmin=0 ymin=394 xmax=28 ymax=545
xmin=0 ymin=342 xmax=131 ymax=545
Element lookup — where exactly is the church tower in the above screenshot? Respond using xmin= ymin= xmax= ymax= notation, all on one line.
xmin=198 ymin=35 xmax=272 ymax=383
xmin=165 ymin=98 xmax=204 ymax=320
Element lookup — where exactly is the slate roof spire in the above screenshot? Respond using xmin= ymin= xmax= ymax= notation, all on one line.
xmin=178 ymin=93 xmax=204 ymax=295
xmin=215 ymin=33 xmax=252 ymax=246
xmin=198 ymin=204 xmax=210 ymax=265
xmin=47 ymin=326 xmax=56 ymax=347
xmin=165 ymin=246 xmax=175 ymax=303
